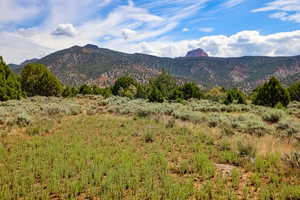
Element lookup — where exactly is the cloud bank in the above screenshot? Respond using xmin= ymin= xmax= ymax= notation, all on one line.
xmin=2 ymin=0 xmax=300 ymax=64
xmin=252 ymin=0 xmax=300 ymax=23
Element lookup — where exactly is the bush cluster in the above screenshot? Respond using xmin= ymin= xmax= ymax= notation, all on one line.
xmin=224 ymin=89 xmax=247 ymax=105
xmin=78 ymin=84 xmax=112 ymax=98
xmin=112 ymin=71 xmax=203 ymax=103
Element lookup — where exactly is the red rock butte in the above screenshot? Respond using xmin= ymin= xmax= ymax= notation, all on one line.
xmin=185 ymin=48 xmax=209 ymax=57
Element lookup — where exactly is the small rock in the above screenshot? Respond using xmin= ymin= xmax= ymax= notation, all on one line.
xmin=215 ymin=164 xmax=236 ymax=175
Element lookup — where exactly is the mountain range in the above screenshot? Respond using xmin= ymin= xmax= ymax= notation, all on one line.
xmin=10 ymin=44 xmax=300 ymax=91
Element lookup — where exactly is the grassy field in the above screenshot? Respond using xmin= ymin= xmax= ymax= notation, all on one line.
xmin=0 ymin=96 xmax=300 ymax=199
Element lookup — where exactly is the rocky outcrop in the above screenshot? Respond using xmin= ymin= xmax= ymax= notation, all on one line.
xmin=185 ymin=48 xmax=208 ymax=57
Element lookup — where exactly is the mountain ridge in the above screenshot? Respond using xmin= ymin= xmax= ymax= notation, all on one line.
xmin=10 ymin=44 xmax=300 ymax=91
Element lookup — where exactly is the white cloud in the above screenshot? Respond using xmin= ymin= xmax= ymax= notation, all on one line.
xmin=4 ymin=29 xmax=300 ymax=64
xmin=52 ymin=24 xmax=79 ymax=37
xmin=133 ymin=30 xmax=300 ymax=58
xmin=0 ymin=32 xmax=54 ymax=64
xmin=0 ymin=0 xmax=41 ymax=24
xmin=252 ymin=0 xmax=300 ymax=23
xmin=3 ymin=0 xmax=300 ymax=65
xmin=182 ymin=28 xmax=189 ymax=32
xmin=122 ymin=28 xmax=136 ymax=40
xmin=199 ymin=27 xmax=214 ymax=33
xmin=222 ymin=0 xmax=245 ymax=8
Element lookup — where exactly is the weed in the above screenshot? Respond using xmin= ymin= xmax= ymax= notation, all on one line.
xmin=221 ymin=127 xmax=235 ymax=137
xmin=192 ymin=152 xmax=215 ymax=178
xmin=26 ymin=119 xmax=54 ymax=136
xmin=237 ymin=141 xmax=256 ymax=158
xmin=231 ymin=169 xmax=240 ymax=188
xmin=166 ymin=118 xmax=176 ymax=128
xmin=282 ymin=152 xmax=300 ymax=169
xmin=249 ymin=173 xmax=261 ymax=188
xmin=220 ymin=151 xmax=241 ymax=166
xmin=280 ymin=185 xmax=300 ymax=199
xmin=144 ymin=132 xmax=154 ymax=143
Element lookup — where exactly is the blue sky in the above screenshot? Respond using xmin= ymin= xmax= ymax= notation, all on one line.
xmin=2 ymin=0 xmax=300 ymax=63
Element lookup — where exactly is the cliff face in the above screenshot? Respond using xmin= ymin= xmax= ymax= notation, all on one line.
xmin=10 ymin=44 xmax=300 ymax=90
xmin=185 ymin=48 xmax=209 ymax=58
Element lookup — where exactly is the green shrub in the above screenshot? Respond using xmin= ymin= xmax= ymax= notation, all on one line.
xmin=253 ymin=77 xmax=290 ymax=107
xmin=244 ymin=120 xmax=270 ymax=136
xmin=112 ymin=76 xmax=137 ymax=96
xmin=0 ymin=57 xmax=24 ymax=101
xmin=62 ymin=86 xmax=78 ymax=97
xmin=224 ymin=89 xmax=247 ymax=105
xmin=262 ymin=110 xmax=284 ymax=123
xmin=21 ymin=63 xmax=63 ymax=97
xmin=16 ymin=113 xmax=32 ymax=127
xmin=119 ymin=84 xmax=137 ymax=99
xmin=79 ymin=84 xmax=93 ymax=95
xmin=178 ymin=82 xmax=203 ymax=100
xmin=208 ymin=114 xmax=221 ymax=127
xmin=276 ymin=121 xmax=300 ymax=138
xmin=205 ymin=87 xmax=227 ymax=102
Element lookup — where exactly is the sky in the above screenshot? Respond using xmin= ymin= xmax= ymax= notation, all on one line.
xmin=2 ymin=0 xmax=300 ymax=64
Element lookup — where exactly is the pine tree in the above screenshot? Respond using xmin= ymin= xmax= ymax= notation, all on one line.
xmin=288 ymin=81 xmax=300 ymax=101
xmin=224 ymin=92 xmax=234 ymax=105
xmin=148 ymin=87 xmax=164 ymax=103
xmin=149 ymin=70 xmax=176 ymax=99
xmin=21 ymin=63 xmax=63 ymax=97
xmin=253 ymin=77 xmax=290 ymax=107
xmin=0 ymin=56 xmax=24 ymax=101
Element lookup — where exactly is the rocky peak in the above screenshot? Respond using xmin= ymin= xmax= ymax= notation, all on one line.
xmin=84 ymin=44 xmax=99 ymax=49
xmin=185 ymin=48 xmax=208 ymax=58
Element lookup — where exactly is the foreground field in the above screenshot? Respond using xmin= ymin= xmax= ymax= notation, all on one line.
xmin=0 ymin=96 xmax=300 ymax=199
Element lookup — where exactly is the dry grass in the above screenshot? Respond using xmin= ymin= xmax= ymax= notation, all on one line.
xmin=0 ymin=96 xmax=300 ymax=199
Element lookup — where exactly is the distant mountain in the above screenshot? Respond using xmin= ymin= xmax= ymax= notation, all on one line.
xmin=10 ymin=44 xmax=300 ymax=91
xmin=20 ymin=58 xmax=39 ymax=66
xmin=185 ymin=48 xmax=208 ymax=57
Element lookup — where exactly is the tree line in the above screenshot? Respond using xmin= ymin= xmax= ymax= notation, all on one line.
xmin=1 ymin=56 xmax=300 ymax=108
